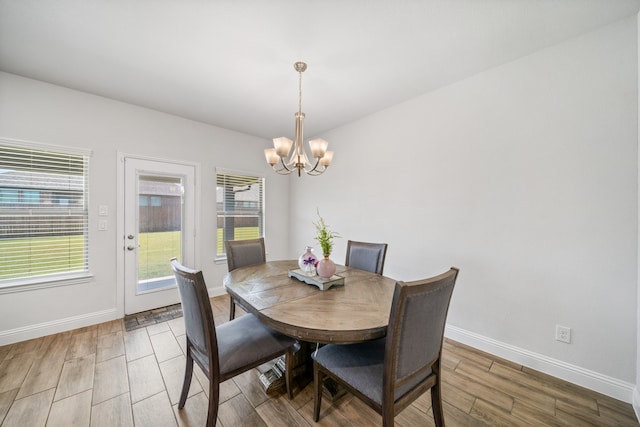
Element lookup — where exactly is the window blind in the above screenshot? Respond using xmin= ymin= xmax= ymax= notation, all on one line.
xmin=0 ymin=143 xmax=90 ymax=283
xmin=216 ymin=169 xmax=264 ymax=257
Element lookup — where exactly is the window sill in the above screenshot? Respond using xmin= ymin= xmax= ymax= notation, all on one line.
xmin=0 ymin=273 xmax=94 ymax=294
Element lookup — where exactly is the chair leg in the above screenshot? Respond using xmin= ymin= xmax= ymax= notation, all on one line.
xmin=431 ymin=380 xmax=445 ymax=427
xmin=179 ymin=351 xmax=194 ymax=409
xmin=285 ymin=348 xmax=294 ymax=399
xmin=382 ymin=410 xmax=395 ymax=427
xmin=313 ymin=362 xmax=323 ymax=421
xmin=229 ymin=297 xmax=236 ymax=320
xmin=381 ymin=394 xmax=395 ymax=427
xmin=207 ymin=378 xmax=220 ymax=427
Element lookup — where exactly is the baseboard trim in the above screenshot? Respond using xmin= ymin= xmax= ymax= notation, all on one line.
xmin=445 ymin=325 xmax=634 ymax=403
xmin=0 ymin=308 xmax=120 ymax=346
xmin=0 ymin=288 xmax=227 ymax=346
xmin=633 ymin=387 xmax=640 ymax=421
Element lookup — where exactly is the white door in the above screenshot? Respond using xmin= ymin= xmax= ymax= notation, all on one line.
xmin=123 ymin=157 xmax=195 ymax=314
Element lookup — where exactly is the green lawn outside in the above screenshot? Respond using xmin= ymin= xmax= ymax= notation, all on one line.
xmin=216 ymin=227 xmax=260 ymax=254
xmin=138 ymin=230 xmax=182 ymax=281
xmin=0 ymin=235 xmax=86 ymax=280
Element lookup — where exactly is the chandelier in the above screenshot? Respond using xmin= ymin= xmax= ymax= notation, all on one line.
xmin=264 ymin=62 xmax=333 ymax=177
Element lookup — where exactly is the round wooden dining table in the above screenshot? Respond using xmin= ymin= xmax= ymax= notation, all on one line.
xmin=223 ymin=260 xmax=397 ymax=344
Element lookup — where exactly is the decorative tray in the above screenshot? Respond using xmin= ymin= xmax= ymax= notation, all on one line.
xmin=288 ymin=269 xmax=344 ymax=291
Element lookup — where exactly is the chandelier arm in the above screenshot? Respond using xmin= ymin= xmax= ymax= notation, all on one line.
xmin=303 ymin=157 xmax=322 ymax=174
xmin=269 ymin=157 xmax=295 ymax=175
xmin=273 ymin=168 xmax=294 ymax=175
xmin=306 ymin=167 xmax=327 ymax=176
xmin=271 ymin=165 xmax=294 ymax=175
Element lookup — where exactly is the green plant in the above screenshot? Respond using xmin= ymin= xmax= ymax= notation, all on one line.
xmin=313 ymin=211 xmax=340 ymax=256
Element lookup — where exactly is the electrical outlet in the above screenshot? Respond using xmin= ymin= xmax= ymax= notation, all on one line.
xmin=555 ymin=325 xmax=571 ymax=344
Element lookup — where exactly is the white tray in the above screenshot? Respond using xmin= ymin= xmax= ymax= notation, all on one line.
xmin=288 ymin=269 xmax=344 ymax=291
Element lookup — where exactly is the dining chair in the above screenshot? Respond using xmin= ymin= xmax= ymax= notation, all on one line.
xmin=170 ymin=258 xmax=297 ymax=427
xmin=312 ymin=267 xmax=459 ymax=427
xmin=225 ymin=237 xmax=266 ymax=320
xmin=345 ymin=240 xmax=388 ymax=275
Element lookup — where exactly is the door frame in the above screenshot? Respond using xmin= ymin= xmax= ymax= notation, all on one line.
xmin=116 ymin=152 xmax=200 ymax=317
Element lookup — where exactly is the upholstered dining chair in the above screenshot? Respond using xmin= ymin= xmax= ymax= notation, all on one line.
xmin=225 ymin=237 xmax=266 ymax=320
xmin=170 ymin=258 xmax=297 ymax=427
xmin=345 ymin=240 xmax=388 ymax=275
xmin=312 ymin=267 xmax=459 ymax=427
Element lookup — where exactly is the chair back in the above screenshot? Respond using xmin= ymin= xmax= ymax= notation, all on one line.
xmin=384 ymin=268 xmax=459 ymax=393
xmin=170 ymin=258 xmax=219 ymax=378
xmin=345 ymin=240 xmax=388 ymax=275
xmin=225 ymin=238 xmax=266 ymax=272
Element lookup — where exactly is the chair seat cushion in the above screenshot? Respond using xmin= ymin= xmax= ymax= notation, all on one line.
xmin=313 ymin=339 xmax=385 ymax=404
xmin=313 ymin=338 xmax=431 ymax=405
xmin=216 ymin=314 xmax=295 ymax=377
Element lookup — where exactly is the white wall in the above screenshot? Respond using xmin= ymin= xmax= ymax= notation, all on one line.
xmin=0 ymin=71 xmax=290 ymax=342
xmin=290 ymin=17 xmax=638 ymax=401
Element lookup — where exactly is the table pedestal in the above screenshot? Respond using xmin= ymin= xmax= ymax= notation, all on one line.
xmin=257 ymin=341 xmax=345 ymax=401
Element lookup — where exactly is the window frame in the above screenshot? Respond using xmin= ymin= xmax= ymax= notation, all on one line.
xmin=0 ymin=138 xmax=93 ymax=294
xmin=215 ymin=168 xmax=265 ymax=260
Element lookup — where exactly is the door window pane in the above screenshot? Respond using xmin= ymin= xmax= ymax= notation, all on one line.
xmin=137 ymin=175 xmax=182 ymax=292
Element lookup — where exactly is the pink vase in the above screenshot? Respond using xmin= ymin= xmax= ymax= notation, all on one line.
xmin=316 ymin=256 xmax=336 ymax=279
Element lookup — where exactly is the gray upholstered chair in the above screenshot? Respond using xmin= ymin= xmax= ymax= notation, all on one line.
xmin=225 ymin=238 xmax=266 ymax=320
xmin=345 ymin=240 xmax=388 ymax=275
xmin=312 ymin=267 xmax=459 ymax=427
xmin=170 ymin=258 xmax=297 ymax=427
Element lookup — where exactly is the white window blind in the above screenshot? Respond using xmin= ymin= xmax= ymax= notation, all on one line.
xmin=216 ymin=169 xmax=264 ymax=257
xmin=0 ymin=143 xmax=90 ymax=284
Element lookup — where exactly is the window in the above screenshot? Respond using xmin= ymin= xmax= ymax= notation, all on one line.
xmin=216 ymin=169 xmax=264 ymax=257
xmin=0 ymin=141 xmax=90 ymax=286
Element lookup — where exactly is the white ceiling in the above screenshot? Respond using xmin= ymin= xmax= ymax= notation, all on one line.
xmin=1 ymin=0 xmax=639 ymax=141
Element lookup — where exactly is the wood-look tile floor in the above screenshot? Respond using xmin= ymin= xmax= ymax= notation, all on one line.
xmin=1 ymin=294 xmax=638 ymax=426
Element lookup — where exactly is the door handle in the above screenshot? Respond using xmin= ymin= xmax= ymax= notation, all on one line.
xmin=127 ymin=245 xmax=136 ymax=251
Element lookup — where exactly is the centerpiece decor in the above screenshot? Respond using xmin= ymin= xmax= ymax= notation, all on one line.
xmin=298 ymin=246 xmax=317 ymax=277
xmin=314 ymin=211 xmax=340 ymax=279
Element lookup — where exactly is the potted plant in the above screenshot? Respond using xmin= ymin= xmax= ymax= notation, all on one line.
xmin=314 ymin=211 xmax=340 ymax=278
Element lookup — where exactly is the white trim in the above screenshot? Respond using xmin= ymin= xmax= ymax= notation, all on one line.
xmin=0 ymin=136 xmax=93 ymax=157
xmin=215 ymin=166 xmax=264 ymax=177
xmin=116 ymin=151 xmax=200 ymax=316
xmin=0 ymin=308 xmax=119 ymax=346
xmin=445 ymin=324 xmax=635 ymax=403
xmin=116 ymin=152 xmax=126 ymax=318
xmin=0 ymin=273 xmax=93 ymax=294
xmin=633 ymin=387 xmax=640 ymax=421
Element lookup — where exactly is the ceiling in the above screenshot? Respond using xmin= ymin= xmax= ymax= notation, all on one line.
xmin=1 ymin=1 xmax=639 ymax=142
